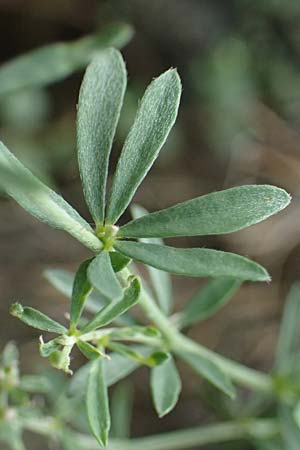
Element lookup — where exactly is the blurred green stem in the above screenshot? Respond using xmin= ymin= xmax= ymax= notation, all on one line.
xmin=22 ymin=416 xmax=278 ymax=450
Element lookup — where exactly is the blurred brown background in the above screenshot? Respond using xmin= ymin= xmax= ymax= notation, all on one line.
xmin=1 ymin=0 xmax=300 ymax=448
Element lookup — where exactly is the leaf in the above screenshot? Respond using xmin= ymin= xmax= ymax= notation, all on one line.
xmin=10 ymin=303 xmax=67 ymax=334
xmin=111 ymin=381 xmax=133 ymax=439
xmin=106 ymin=68 xmax=182 ymax=224
xmin=178 ymin=278 xmax=241 ymax=328
xmin=0 ymin=143 xmax=102 ymax=252
xmin=120 ymin=185 xmax=291 ymax=238
xmin=77 ymin=49 xmax=127 ymax=224
xmin=0 ymin=23 xmax=133 ymax=95
xmin=87 ymin=358 xmax=110 ymax=447
xmin=82 ymin=277 xmax=141 ymax=333
xmin=131 ymin=204 xmax=172 ymax=315
xmin=150 ymin=355 xmax=181 ymax=417
xmin=179 ymin=351 xmax=235 ymax=398
xmin=77 ymin=340 xmax=107 ymax=360
xmin=88 ymin=251 xmax=122 ymax=302
xmin=44 ymin=268 xmax=137 ymax=326
xmin=115 ymin=241 xmax=270 ymax=282
xmin=39 ymin=337 xmax=61 ymax=357
xmin=275 ymin=282 xmax=300 ymax=374
xmin=109 ymin=342 xmax=168 ymax=367
xmin=49 ymin=345 xmax=73 ymax=375
xmin=70 ymin=259 xmax=93 ymax=327
xmin=110 ymin=251 xmax=131 ymax=273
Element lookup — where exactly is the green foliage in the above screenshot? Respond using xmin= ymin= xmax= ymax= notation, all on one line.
xmin=0 ymin=42 xmax=296 ymax=450
xmin=121 ymin=185 xmax=290 ymax=238
xmin=87 ymin=358 xmax=110 ymax=447
xmin=77 ymin=48 xmax=127 ymax=224
xmin=0 ymin=23 xmax=133 ymax=95
xmin=150 ymin=355 xmax=182 ymax=417
xmin=106 ymin=68 xmax=182 ymax=224
xmin=178 ymin=278 xmax=241 ymax=328
xmin=115 ymin=241 xmax=270 ymax=281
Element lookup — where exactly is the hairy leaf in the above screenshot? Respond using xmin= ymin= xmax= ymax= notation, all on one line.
xmin=0 ymin=23 xmax=133 ymax=95
xmin=77 ymin=49 xmax=127 ymax=223
xmin=0 ymin=143 xmax=102 ymax=252
xmin=106 ymin=69 xmax=181 ymax=223
xmin=120 ymin=185 xmax=291 ymax=238
xmin=178 ymin=278 xmax=241 ymax=328
xmin=150 ymin=355 xmax=181 ymax=417
xmin=70 ymin=259 xmax=93 ymax=327
xmin=10 ymin=303 xmax=67 ymax=334
xmin=88 ymin=251 xmax=122 ymax=301
xmin=179 ymin=352 xmax=235 ymax=398
xmin=82 ymin=277 xmax=141 ymax=333
xmin=115 ymin=241 xmax=270 ymax=282
xmin=87 ymin=358 xmax=110 ymax=447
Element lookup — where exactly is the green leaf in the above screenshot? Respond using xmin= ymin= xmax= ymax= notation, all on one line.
xmin=131 ymin=204 xmax=172 ymax=315
xmin=279 ymin=405 xmax=300 ymax=450
xmin=82 ymin=277 xmax=141 ymax=333
xmin=150 ymin=355 xmax=181 ymax=417
xmin=10 ymin=303 xmax=67 ymax=334
xmin=44 ymin=268 xmax=137 ymax=326
xmin=70 ymin=259 xmax=93 ymax=327
xmin=77 ymin=49 xmax=127 ymax=224
xmin=69 ymin=346 xmax=150 ymax=397
xmin=178 ymin=278 xmax=241 ymax=328
xmin=109 ymin=342 xmax=168 ymax=367
xmin=106 ymin=68 xmax=182 ymax=223
xmin=0 ymin=143 xmax=102 ymax=252
xmin=49 ymin=345 xmax=73 ymax=375
xmin=39 ymin=337 xmax=61 ymax=357
xmin=110 ymin=251 xmax=131 ymax=273
xmin=179 ymin=351 xmax=235 ymax=398
xmin=120 ymin=185 xmax=291 ymax=238
xmin=275 ymin=282 xmax=300 ymax=374
xmin=111 ymin=381 xmax=133 ymax=439
xmin=77 ymin=340 xmax=106 ymax=360
xmin=87 ymin=358 xmax=110 ymax=447
xmin=88 ymin=251 xmax=122 ymax=301
xmin=115 ymin=241 xmax=270 ymax=282
xmin=0 ymin=23 xmax=133 ymax=95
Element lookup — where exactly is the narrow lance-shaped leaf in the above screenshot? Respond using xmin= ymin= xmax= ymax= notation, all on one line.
xmin=69 ymin=345 xmax=151 ymax=397
xmin=87 ymin=358 xmax=110 ymax=447
xmin=120 ymin=185 xmax=291 ymax=238
xmin=82 ymin=277 xmax=141 ymax=333
xmin=70 ymin=259 xmax=93 ymax=327
xmin=150 ymin=355 xmax=182 ymax=417
xmin=109 ymin=342 xmax=168 ymax=367
xmin=131 ymin=204 xmax=172 ymax=315
xmin=77 ymin=49 xmax=127 ymax=224
xmin=10 ymin=303 xmax=67 ymax=334
xmin=115 ymin=241 xmax=270 ymax=282
xmin=44 ymin=267 xmax=137 ymax=326
xmin=0 ymin=23 xmax=133 ymax=96
xmin=110 ymin=251 xmax=131 ymax=273
xmin=77 ymin=340 xmax=106 ymax=360
xmin=179 ymin=351 xmax=235 ymax=398
xmin=88 ymin=251 xmax=122 ymax=301
xmin=178 ymin=278 xmax=241 ymax=329
xmin=106 ymin=68 xmax=182 ymax=224
xmin=275 ymin=282 xmax=300 ymax=374
xmin=0 ymin=143 xmax=102 ymax=252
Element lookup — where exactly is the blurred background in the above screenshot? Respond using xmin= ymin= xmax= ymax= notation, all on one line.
xmin=1 ymin=0 xmax=300 ymax=448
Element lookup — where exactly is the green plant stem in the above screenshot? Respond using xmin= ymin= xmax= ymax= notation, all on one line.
xmin=22 ymin=416 xmax=278 ymax=450
xmin=121 ymin=268 xmax=274 ymax=393
xmin=71 ymin=419 xmax=280 ymax=450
